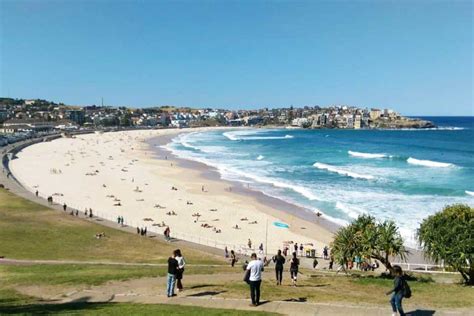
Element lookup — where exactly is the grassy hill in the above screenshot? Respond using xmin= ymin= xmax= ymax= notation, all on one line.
xmin=0 ymin=188 xmax=268 ymax=315
xmin=0 ymin=188 xmax=472 ymax=315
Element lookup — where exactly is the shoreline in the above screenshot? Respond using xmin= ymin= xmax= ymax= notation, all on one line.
xmin=148 ymin=131 xmax=340 ymax=235
xmin=146 ymin=128 xmax=431 ymax=263
xmin=9 ymin=128 xmax=334 ymax=255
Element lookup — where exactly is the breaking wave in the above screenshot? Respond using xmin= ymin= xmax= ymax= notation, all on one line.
xmin=313 ymin=162 xmax=375 ymax=180
xmin=348 ymin=150 xmax=389 ymax=159
xmin=407 ymin=157 xmax=455 ymax=168
xmin=223 ymin=131 xmax=294 ymax=141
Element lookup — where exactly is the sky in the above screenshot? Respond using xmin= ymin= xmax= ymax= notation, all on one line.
xmin=0 ymin=0 xmax=472 ymax=115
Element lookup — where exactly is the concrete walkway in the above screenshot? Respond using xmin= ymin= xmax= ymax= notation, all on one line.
xmin=56 ymin=290 xmax=472 ymax=316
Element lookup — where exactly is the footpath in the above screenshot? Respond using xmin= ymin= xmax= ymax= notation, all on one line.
xmin=46 ymin=281 xmax=473 ymax=316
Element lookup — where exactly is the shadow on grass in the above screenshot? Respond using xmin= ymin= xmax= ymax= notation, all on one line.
xmin=406 ymin=310 xmax=436 ymax=316
xmin=0 ymin=296 xmax=113 ymax=314
xmin=187 ymin=290 xmax=227 ymax=297
xmin=188 ymin=284 xmax=214 ymax=290
xmin=282 ymin=297 xmax=307 ymax=303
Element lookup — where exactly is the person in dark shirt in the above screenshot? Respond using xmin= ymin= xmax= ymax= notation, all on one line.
xmin=166 ymin=250 xmax=179 ymax=297
xmin=230 ymin=250 xmax=237 ymax=267
xmin=272 ymin=250 xmax=286 ymax=285
xmin=290 ymin=252 xmax=300 ymax=287
xmin=386 ymin=265 xmax=406 ymax=316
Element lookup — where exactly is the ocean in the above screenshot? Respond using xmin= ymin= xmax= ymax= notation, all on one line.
xmin=164 ymin=117 xmax=474 ymax=246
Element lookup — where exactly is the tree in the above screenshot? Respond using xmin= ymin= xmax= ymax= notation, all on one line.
xmin=331 ymin=215 xmax=408 ymax=274
xmin=417 ymin=204 xmax=473 ymax=285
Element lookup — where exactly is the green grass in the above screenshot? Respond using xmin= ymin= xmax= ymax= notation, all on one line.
xmin=0 ymin=264 xmax=234 ymax=286
xmin=178 ymin=270 xmax=474 ymax=309
xmin=0 ymin=289 xmax=275 ymax=315
xmin=1 ymin=188 xmax=472 ymax=312
xmin=0 ymin=189 xmax=221 ymax=265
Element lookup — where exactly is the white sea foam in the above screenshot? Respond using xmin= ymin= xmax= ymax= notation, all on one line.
xmin=231 ymin=171 xmax=321 ymax=201
xmin=223 ymin=130 xmax=293 ymax=141
xmin=257 ymin=155 xmax=265 ymax=160
xmin=222 ymin=131 xmax=240 ymax=141
xmin=165 ymin=139 xmax=320 ymax=202
xmin=313 ymin=162 xmax=375 ymax=180
xmin=348 ymin=150 xmax=388 ymax=159
xmin=244 ymin=135 xmax=294 ymax=140
xmin=335 ymin=202 xmax=367 ymax=219
xmin=383 ymin=126 xmax=466 ymax=131
xmin=162 ymin=130 xmax=473 ymax=249
xmin=433 ymin=127 xmax=466 ymax=131
xmin=407 ymin=157 xmax=455 ymax=168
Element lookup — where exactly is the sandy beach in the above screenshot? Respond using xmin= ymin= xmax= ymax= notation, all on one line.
xmin=9 ymin=128 xmax=333 ymax=255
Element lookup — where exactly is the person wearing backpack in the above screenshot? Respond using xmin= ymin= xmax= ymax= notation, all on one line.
xmin=386 ymin=265 xmax=409 ymax=316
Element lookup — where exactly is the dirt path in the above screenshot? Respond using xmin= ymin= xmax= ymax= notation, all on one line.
xmin=14 ymin=274 xmax=472 ymax=316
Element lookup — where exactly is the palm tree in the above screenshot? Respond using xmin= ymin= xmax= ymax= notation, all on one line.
xmin=331 ymin=215 xmax=408 ymax=274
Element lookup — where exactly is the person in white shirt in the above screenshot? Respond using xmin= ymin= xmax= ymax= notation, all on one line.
xmin=246 ymin=253 xmax=264 ymax=306
xmin=175 ymin=249 xmax=186 ymax=292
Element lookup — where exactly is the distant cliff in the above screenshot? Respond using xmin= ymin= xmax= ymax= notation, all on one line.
xmin=370 ymin=117 xmax=436 ymax=129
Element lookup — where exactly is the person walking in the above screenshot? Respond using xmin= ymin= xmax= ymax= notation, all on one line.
xmin=224 ymin=246 xmax=229 ymax=258
xmin=63 ymin=203 xmax=67 ymax=211
xmin=258 ymin=243 xmax=264 ymax=254
xmin=166 ymin=250 xmax=179 ymax=297
xmin=164 ymin=226 xmax=170 ymax=241
xmin=323 ymin=246 xmax=329 ymax=260
xmin=230 ymin=250 xmax=237 ymax=267
xmin=313 ymin=257 xmax=319 ymax=269
xmin=246 ymin=253 xmax=264 ymax=306
xmin=272 ymin=250 xmax=286 ymax=285
xmin=289 ymin=252 xmax=300 ymax=287
xmin=175 ymin=249 xmax=186 ymax=292
xmin=386 ymin=265 xmax=407 ymax=316
xmin=329 ymin=255 xmax=334 ymax=270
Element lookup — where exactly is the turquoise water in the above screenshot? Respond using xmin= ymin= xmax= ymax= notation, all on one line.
xmin=164 ymin=117 xmax=474 ymax=246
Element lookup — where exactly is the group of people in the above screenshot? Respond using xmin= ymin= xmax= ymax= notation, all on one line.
xmin=84 ymin=208 xmax=93 ymax=218
xmin=343 ymin=255 xmax=380 ymax=272
xmin=137 ymin=226 xmax=147 ymax=236
xmin=166 ymin=249 xmax=186 ymax=297
xmin=116 ymin=216 xmax=125 ymax=225
xmin=271 ymin=250 xmax=301 ymax=286
xmin=243 ymin=249 xmax=409 ymax=315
